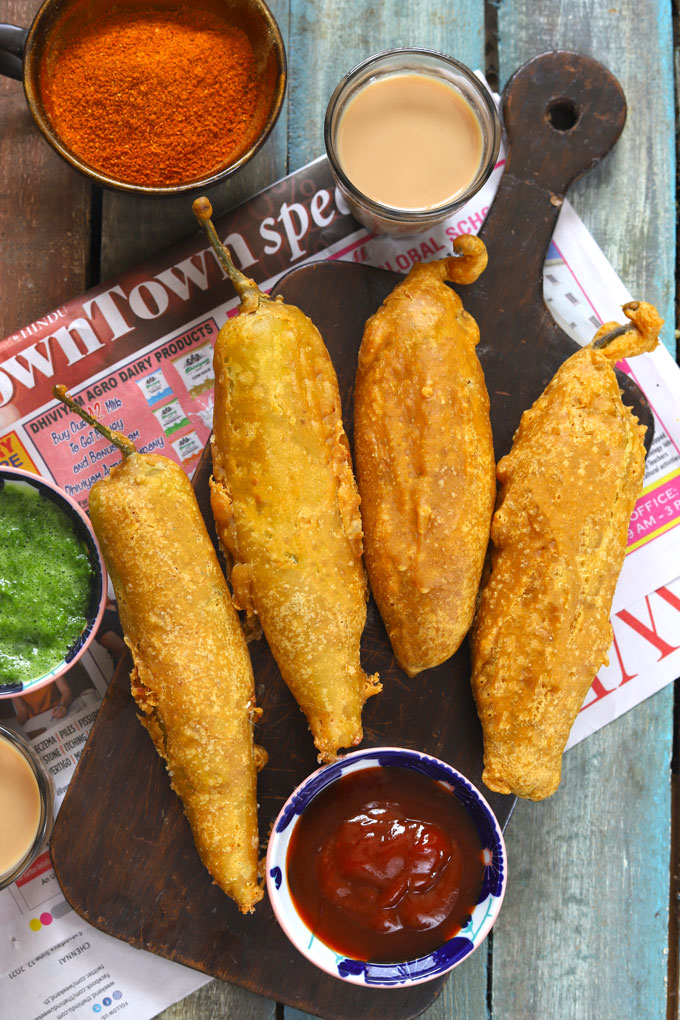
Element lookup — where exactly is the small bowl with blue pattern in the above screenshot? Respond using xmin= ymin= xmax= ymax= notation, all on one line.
xmin=265 ymin=746 xmax=507 ymax=987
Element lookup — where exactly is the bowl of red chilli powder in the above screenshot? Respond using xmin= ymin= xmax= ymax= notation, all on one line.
xmin=266 ymin=747 xmax=507 ymax=987
xmin=21 ymin=0 xmax=286 ymax=193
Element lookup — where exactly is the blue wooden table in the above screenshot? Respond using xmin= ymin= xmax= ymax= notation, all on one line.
xmin=0 ymin=1 xmax=676 ymax=1018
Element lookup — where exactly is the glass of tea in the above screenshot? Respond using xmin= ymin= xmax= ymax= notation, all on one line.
xmin=324 ymin=48 xmax=501 ymax=236
xmin=0 ymin=725 xmax=54 ymax=890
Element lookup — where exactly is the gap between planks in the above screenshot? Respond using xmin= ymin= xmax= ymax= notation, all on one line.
xmin=667 ymin=2 xmax=679 ymax=1017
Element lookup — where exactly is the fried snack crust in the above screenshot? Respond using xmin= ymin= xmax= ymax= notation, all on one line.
xmin=210 ymin=298 xmax=380 ymax=763
xmin=89 ymin=453 xmax=264 ymax=912
xmin=470 ymin=301 xmax=663 ymax=800
xmin=354 ymin=236 xmax=495 ymax=676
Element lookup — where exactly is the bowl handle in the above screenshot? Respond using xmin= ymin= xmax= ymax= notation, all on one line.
xmin=0 ymin=24 xmax=28 ymax=82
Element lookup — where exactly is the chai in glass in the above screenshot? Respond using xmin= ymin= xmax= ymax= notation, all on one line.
xmin=0 ymin=734 xmax=42 ymax=883
xmin=335 ymin=72 xmax=483 ymax=211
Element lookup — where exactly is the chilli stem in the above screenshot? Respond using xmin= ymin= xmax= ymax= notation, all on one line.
xmin=53 ymin=385 xmax=136 ymax=459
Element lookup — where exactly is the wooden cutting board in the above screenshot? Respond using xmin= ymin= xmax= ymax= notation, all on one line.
xmin=51 ymin=52 xmax=650 ymax=1020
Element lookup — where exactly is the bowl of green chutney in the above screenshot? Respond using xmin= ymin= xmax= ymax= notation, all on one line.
xmin=0 ymin=466 xmax=107 ymax=699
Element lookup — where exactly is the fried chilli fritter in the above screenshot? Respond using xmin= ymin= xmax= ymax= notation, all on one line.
xmin=470 ymin=302 xmax=663 ymax=800
xmin=55 ymin=387 xmax=265 ymax=913
xmin=193 ymin=198 xmax=380 ymax=763
xmin=354 ymin=236 xmax=494 ymax=676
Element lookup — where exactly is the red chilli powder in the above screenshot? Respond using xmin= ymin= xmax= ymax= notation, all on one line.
xmin=40 ymin=4 xmax=267 ymax=187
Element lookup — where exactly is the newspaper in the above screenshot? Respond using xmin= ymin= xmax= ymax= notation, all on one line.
xmin=1 ymin=149 xmax=678 ymax=1018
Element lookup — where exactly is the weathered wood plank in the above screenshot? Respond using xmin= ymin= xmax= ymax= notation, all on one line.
xmin=151 ymin=979 xmax=277 ymax=1020
xmin=674 ymin=22 xmax=680 ymax=1011
xmin=670 ymin=762 xmax=680 ymax=1020
xmin=287 ymin=0 xmax=485 ymax=169
xmin=0 ymin=0 xmax=92 ymax=340
xmin=493 ymin=2 xmax=676 ymax=1018
xmin=492 ymin=691 xmax=673 ymax=1019
xmin=420 ymin=945 xmax=488 ymax=1020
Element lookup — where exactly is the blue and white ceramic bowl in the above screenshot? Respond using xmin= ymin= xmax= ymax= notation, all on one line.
xmin=266 ymin=746 xmax=507 ymax=988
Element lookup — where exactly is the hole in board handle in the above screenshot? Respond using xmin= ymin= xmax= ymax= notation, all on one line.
xmin=546 ymin=98 xmax=580 ymax=131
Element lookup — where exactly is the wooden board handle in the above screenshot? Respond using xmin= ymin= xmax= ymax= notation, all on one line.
xmin=458 ymin=51 xmax=646 ymax=459
xmin=478 ymin=51 xmax=627 ymax=311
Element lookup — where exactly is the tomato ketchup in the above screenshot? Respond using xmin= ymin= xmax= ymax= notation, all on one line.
xmin=286 ymin=766 xmax=484 ymax=962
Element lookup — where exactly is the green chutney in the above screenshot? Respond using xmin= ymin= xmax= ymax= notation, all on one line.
xmin=0 ymin=481 xmax=94 ymax=686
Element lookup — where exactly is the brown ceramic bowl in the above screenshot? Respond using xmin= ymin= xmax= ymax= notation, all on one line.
xmin=1 ymin=0 xmax=286 ymax=195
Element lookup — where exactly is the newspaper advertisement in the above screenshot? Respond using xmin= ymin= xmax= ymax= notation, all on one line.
xmin=1 ymin=148 xmax=678 ymax=1017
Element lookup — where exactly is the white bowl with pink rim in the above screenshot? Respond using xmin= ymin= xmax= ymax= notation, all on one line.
xmin=0 ymin=465 xmax=107 ymax=700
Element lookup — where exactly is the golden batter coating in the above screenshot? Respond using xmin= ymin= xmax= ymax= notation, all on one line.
xmin=194 ymin=198 xmax=380 ymax=764
xmin=354 ymin=235 xmax=495 ymax=676
xmin=470 ymin=301 xmax=663 ymax=801
xmin=88 ymin=451 xmax=265 ymax=913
